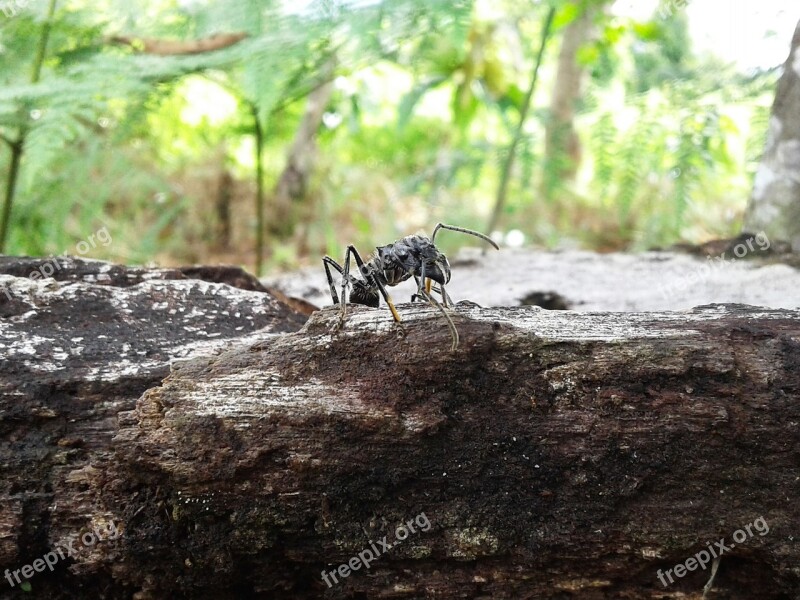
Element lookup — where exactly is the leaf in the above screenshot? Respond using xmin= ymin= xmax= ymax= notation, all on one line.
xmin=631 ymin=21 xmax=661 ymax=42
xmin=576 ymin=44 xmax=600 ymax=67
xmin=501 ymin=83 xmax=525 ymax=113
xmin=552 ymin=3 xmax=581 ymax=31
xmin=397 ymin=76 xmax=447 ymax=129
xmin=451 ymin=80 xmax=480 ymax=132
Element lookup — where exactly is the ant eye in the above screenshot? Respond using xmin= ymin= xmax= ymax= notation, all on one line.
xmin=360 ymin=265 xmax=370 ymax=276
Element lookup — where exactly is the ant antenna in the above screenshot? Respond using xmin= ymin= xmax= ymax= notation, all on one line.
xmin=431 ymin=223 xmax=499 ymax=250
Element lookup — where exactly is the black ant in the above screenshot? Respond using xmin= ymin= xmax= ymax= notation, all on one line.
xmin=323 ymin=223 xmax=499 ymax=350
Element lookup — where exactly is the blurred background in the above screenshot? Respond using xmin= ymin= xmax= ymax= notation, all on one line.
xmin=0 ymin=0 xmax=794 ymax=275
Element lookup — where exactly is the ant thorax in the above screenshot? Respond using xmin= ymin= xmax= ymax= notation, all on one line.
xmin=375 ymin=235 xmax=451 ymax=286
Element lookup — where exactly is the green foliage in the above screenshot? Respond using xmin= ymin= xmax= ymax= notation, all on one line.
xmin=630 ymin=10 xmax=693 ymax=93
xmin=580 ymin=82 xmax=747 ymax=249
xmin=589 ymin=112 xmax=616 ymax=200
xmin=0 ymin=0 xmax=784 ymax=269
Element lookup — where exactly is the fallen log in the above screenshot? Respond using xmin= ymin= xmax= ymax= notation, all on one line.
xmin=1 ymin=257 xmax=798 ymax=598
xmin=0 ymin=257 xmax=307 ymax=597
xmin=110 ymin=302 xmax=799 ymax=599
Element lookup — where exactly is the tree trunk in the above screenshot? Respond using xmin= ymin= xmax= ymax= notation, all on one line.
xmin=269 ymin=62 xmax=335 ymax=239
xmin=215 ymin=168 xmax=233 ymax=251
xmin=542 ymin=3 xmax=601 ymax=201
xmin=744 ymin=18 xmax=800 ymax=251
xmin=1 ymin=256 xmax=798 ymax=598
xmin=0 ymin=0 xmax=57 ymax=253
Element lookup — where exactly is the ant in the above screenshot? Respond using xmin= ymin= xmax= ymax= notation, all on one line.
xmin=323 ymin=223 xmax=499 ymax=350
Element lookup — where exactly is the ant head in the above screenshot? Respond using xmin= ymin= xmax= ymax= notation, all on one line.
xmin=376 ymin=244 xmax=393 ymax=261
xmin=376 ymin=243 xmax=411 ymax=265
xmin=425 ymin=256 xmax=451 ymax=285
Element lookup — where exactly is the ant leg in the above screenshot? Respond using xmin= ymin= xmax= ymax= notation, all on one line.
xmin=428 ymin=290 xmax=459 ymax=351
xmin=349 ymin=245 xmax=402 ymax=323
xmin=418 ymin=266 xmax=459 ymax=350
xmin=322 ymin=256 xmax=344 ymax=306
xmin=372 ymin=276 xmax=402 ymax=322
xmin=425 ymin=279 xmax=453 ymax=307
xmin=410 ymin=275 xmax=423 ymax=303
xmin=439 ymin=284 xmax=454 ymax=308
xmin=411 ymin=277 xmax=432 ymax=303
xmin=340 ymin=246 xmax=358 ymax=325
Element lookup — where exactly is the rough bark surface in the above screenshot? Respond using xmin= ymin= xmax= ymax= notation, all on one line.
xmin=744 ymin=18 xmax=800 ymax=251
xmin=1 ymin=257 xmax=799 ymax=599
xmin=0 ymin=257 xmax=307 ymax=597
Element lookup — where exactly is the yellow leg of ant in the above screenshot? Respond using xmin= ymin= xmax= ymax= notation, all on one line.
xmin=346 ymin=243 xmax=402 ymax=324
xmin=385 ymin=293 xmax=402 ymax=322
xmin=425 ymin=278 xmax=432 ymax=295
xmin=369 ymin=271 xmax=402 ymax=323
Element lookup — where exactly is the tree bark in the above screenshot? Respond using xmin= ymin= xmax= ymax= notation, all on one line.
xmin=269 ymin=61 xmax=335 ymax=239
xmin=0 ymin=257 xmax=307 ymax=595
xmin=744 ymin=18 xmax=800 ymax=251
xmin=1 ymin=258 xmax=798 ymax=599
xmin=542 ymin=2 xmax=603 ymax=200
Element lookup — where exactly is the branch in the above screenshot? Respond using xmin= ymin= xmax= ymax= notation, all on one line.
xmin=486 ymin=6 xmax=556 ymax=235
xmin=0 ymin=0 xmax=57 ymax=252
xmin=108 ymin=32 xmax=248 ymax=56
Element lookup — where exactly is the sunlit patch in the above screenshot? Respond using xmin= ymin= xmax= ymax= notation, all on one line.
xmin=322 ymin=111 xmax=343 ymax=129
xmin=504 ymin=229 xmax=525 ymax=248
xmin=179 ymin=76 xmax=238 ymax=127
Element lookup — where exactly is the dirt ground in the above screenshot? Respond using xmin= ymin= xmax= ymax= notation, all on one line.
xmin=264 ymin=248 xmax=800 ymax=312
